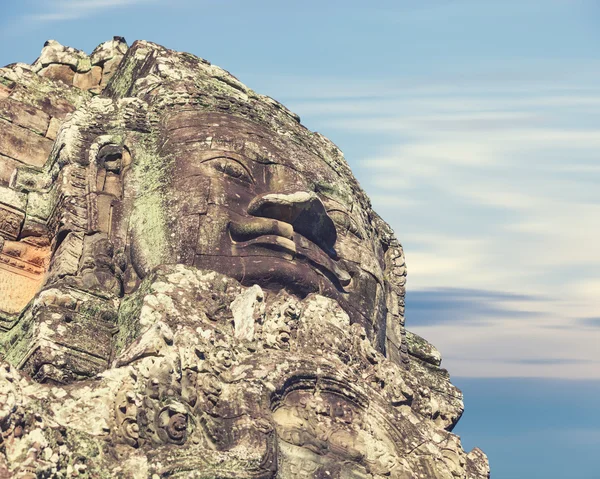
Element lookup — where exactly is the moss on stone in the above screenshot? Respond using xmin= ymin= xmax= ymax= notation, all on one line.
xmin=113 ymin=277 xmax=151 ymax=356
xmin=105 ymin=52 xmax=137 ymax=98
xmin=76 ymin=57 xmax=92 ymax=73
xmin=25 ymin=71 xmax=90 ymax=109
xmin=1 ymin=312 xmax=35 ymax=365
xmin=314 ymin=179 xmax=353 ymax=207
xmin=11 ymin=167 xmax=47 ymax=193
xmin=27 ymin=190 xmax=53 ymax=221
xmin=0 ymin=76 xmax=13 ymax=87
xmin=128 ymin=134 xmax=174 ymax=274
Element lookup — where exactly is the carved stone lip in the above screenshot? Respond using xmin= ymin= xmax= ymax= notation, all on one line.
xmin=232 ymin=234 xmax=297 ymax=256
xmin=246 ymin=192 xmax=338 ymax=258
xmin=229 ymin=220 xmax=351 ymax=288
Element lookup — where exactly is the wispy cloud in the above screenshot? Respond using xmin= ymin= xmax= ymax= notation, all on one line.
xmin=246 ymin=69 xmax=600 ymax=103
xmin=406 ymin=287 xmax=600 ymax=379
xmin=577 ymin=317 xmax=600 ymax=328
xmin=25 ymin=0 xmax=157 ymax=23
xmin=412 ymin=316 xmax=600 ymax=379
xmin=406 ymin=287 xmax=542 ymax=326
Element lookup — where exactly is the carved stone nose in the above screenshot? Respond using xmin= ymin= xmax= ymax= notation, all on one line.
xmin=247 ymin=191 xmax=337 ymax=257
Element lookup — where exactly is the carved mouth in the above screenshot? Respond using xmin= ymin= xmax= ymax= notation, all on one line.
xmin=228 ymin=218 xmax=351 ymax=289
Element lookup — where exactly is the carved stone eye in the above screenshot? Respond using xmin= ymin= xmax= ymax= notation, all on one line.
xmin=202 ymin=157 xmax=253 ymax=184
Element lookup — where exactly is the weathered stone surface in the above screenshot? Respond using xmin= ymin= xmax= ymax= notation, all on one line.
xmin=73 ymin=66 xmax=102 ymax=90
xmin=231 ymin=284 xmax=265 ymax=341
xmin=39 ymin=63 xmax=76 ymax=85
xmin=0 ymin=97 xmax=50 ymax=135
xmin=0 ymin=239 xmax=50 ymax=313
xmin=0 ymin=204 xmax=24 ymax=240
xmin=0 ymin=186 xmax=26 ymax=212
xmin=0 ymin=118 xmax=53 ymax=167
xmin=33 ymin=40 xmax=86 ymax=71
xmin=0 ymin=39 xmax=490 ymax=478
xmin=45 ymin=116 xmax=62 ymax=140
xmin=406 ymin=330 xmax=443 ymax=367
xmin=0 ymin=154 xmax=21 ymax=186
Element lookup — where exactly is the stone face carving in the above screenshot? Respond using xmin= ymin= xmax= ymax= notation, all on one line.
xmin=0 ymin=39 xmax=490 ymax=478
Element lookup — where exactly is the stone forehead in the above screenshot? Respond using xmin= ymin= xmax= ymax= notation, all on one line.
xmin=109 ymin=41 xmax=372 ymax=202
xmin=162 ymin=109 xmax=309 ymax=162
xmin=161 ymin=110 xmax=354 ymax=194
xmin=48 ymin=39 xmax=377 ymax=218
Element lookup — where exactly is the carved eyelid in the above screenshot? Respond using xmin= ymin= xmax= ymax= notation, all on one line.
xmin=200 ymin=156 xmax=255 ymax=183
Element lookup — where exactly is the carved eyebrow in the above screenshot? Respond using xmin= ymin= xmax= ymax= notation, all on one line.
xmin=199 ymin=156 xmax=255 ymax=183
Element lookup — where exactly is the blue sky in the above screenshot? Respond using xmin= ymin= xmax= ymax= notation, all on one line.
xmin=1 ymin=1 xmax=599 ymax=477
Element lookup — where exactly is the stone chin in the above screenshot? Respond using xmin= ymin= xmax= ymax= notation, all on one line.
xmin=196 ymin=250 xmax=348 ymax=298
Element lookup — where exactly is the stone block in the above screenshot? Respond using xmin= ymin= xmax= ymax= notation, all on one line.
xmin=0 ymin=240 xmax=49 ymax=314
xmin=0 ymin=204 xmax=24 ymax=240
xmin=0 ymin=154 xmax=23 ymax=186
xmin=39 ymin=63 xmax=75 ymax=85
xmin=405 ymin=330 xmax=442 ymax=367
xmin=73 ymin=66 xmax=102 ymax=90
xmin=45 ymin=116 xmax=62 ymax=140
xmin=0 ymin=119 xmax=53 ymax=167
xmin=0 ymin=97 xmax=50 ymax=135
xmin=0 ymin=185 xmax=26 ymax=212
xmin=0 ymin=83 xmax=11 ymax=99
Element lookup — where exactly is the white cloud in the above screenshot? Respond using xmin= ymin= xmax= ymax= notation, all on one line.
xmin=411 ymin=312 xmax=600 ymax=379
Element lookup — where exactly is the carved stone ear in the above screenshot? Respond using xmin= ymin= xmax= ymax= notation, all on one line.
xmin=156 ymin=403 xmax=190 ymax=445
xmin=371 ymin=214 xmax=409 ymax=368
xmin=92 ymin=144 xmax=125 ymax=236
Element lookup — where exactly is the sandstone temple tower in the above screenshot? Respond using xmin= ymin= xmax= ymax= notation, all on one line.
xmin=0 ymin=38 xmax=490 ymax=478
